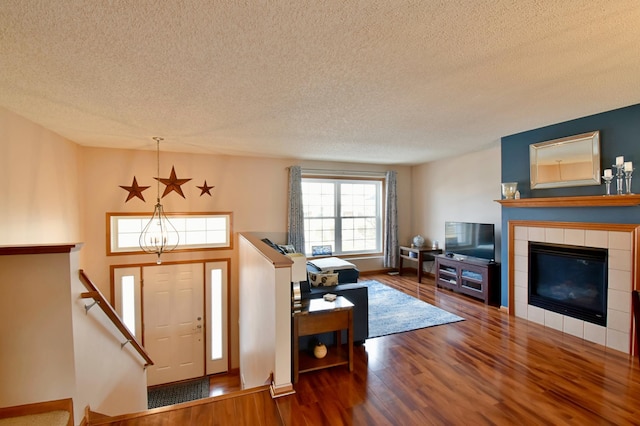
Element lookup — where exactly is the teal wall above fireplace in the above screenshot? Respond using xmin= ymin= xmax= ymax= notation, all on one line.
xmin=499 ymin=103 xmax=640 ymax=306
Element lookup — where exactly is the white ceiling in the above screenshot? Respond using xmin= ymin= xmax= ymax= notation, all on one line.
xmin=1 ymin=1 xmax=640 ymax=165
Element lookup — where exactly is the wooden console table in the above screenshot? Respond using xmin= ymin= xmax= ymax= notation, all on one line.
xmin=399 ymin=246 xmax=443 ymax=283
xmin=292 ymin=296 xmax=353 ymax=383
xmin=291 ymin=296 xmax=353 ymax=383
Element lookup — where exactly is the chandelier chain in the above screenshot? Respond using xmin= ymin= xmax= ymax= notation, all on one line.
xmin=152 ymin=137 xmax=163 ymax=201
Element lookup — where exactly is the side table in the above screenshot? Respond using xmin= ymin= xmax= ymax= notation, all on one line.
xmin=399 ymin=246 xmax=443 ymax=283
xmin=292 ymin=296 xmax=354 ymax=383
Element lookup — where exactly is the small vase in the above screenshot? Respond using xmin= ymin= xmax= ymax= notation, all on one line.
xmin=313 ymin=341 xmax=327 ymax=359
xmin=501 ymin=182 xmax=518 ymax=199
xmin=413 ymin=235 xmax=425 ymax=248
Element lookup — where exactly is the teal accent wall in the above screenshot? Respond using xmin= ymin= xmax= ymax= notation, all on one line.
xmin=499 ymin=103 xmax=640 ymax=307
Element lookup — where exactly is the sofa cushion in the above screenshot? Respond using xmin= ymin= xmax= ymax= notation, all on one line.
xmin=309 ymin=272 xmax=339 ymax=287
xmin=305 ymin=263 xmax=359 ymax=292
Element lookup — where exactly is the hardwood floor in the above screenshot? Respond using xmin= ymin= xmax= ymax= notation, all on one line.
xmin=96 ymin=272 xmax=640 ymax=425
xmin=208 ymin=371 xmax=243 ymax=397
xmin=93 ymin=385 xmax=280 ymax=426
xmin=282 ymin=273 xmax=640 ymax=425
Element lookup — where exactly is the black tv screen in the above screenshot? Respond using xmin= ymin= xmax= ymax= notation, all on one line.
xmin=445 ymin=222 xmax=495 ymax=261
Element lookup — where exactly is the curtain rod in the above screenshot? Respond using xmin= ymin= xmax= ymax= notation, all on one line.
xmin=301 ymin=168 xmax=387 ymax=178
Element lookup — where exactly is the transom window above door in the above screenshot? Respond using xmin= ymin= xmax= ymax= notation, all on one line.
xmin=107 ymin=212 xmax=232 ymax=255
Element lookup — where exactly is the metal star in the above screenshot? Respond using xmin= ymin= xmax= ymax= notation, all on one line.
xmin=197 ymin=180 xmax=215 ymax=196
xmin=155 ymin=166 xmax=192 ymax=199
xmin=119 ymin=177 xmax=150 ymax=202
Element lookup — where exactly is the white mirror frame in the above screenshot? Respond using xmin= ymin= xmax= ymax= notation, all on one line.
xmin=530 ymin=131 xmax=601 ymax=189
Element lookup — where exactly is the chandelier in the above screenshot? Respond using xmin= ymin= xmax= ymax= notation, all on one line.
xmin=139 ymin=137 xmax=179 ymax=264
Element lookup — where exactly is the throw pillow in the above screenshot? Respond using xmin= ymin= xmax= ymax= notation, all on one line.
xmin=309 ymin=272 xmax=339 ymax=287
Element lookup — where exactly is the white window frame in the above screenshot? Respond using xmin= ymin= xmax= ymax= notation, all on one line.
xmin=107 ymin=212 xmax=233 ymax=255
xmin=302 ymin=175 xmax=383 ymax=256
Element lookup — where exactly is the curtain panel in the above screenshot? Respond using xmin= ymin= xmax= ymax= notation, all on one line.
xmin=384 ymin=170 xmax=398 ymax=268
xmin=287 ymin=165 xmax=305 ymax=253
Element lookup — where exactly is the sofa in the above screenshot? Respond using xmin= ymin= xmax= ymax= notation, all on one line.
xmin=301 ymin=258 xmax=368 ymax=345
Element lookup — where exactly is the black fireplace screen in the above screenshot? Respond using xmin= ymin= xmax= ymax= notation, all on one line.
xmin=528 ymin=242 xmax=608 ymax=326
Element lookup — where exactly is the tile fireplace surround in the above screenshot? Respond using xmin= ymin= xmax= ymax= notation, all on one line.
xmin=508 ymin=220 xmax=639 ymax=355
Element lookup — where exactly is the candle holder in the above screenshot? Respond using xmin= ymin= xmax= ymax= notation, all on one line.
xmin=613 ymin=164 xmax=625 ymax=194
xmin=624 ymin=169 xmax=634 ymax=194
xmin=602 ymin=175 xmax=613 ymax=195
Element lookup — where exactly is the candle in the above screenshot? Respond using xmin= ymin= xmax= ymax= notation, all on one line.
xmin=604 ymin=169 xmax=612 ymax=178
xmin=616 ymin=156 xmax=624 ymax=166
xmin=624 ymin=161 xmax=633 ymax=172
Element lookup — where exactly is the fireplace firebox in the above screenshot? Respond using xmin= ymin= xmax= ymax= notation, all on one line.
xmin=528 ymin=242 xmax=608 ymax=326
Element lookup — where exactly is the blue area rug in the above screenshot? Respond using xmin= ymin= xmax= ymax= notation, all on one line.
xmin=147 ymin=377 xmax=210 ymax=409
xmin=363 ymin=280 xmax=464 ymax=338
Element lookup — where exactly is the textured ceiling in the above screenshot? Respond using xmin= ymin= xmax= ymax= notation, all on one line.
xmin=1 ymin=1 xmax=640 ymax=165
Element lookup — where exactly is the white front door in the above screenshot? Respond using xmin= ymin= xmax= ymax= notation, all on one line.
xmin=143 ymin=263 xmax=204 ymax=386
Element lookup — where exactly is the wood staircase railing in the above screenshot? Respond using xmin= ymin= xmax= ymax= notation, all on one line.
xmin=78 ymin=269 xmax=153 ymax=367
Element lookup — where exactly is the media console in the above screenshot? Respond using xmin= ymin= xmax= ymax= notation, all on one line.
xmin=435 ymin=254 xmax=500 ymax=305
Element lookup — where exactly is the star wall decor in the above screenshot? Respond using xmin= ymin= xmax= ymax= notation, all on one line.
xmin=155 ymin=166 xmax=192 ymax=198
xmin=197 ymin=180 xmax=215 ymax=196
xmin=119 ymin=177 xmax=150 ymax=202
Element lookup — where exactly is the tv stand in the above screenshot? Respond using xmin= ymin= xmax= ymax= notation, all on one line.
xmin=435 ymin=254 xmax=500 ymax=305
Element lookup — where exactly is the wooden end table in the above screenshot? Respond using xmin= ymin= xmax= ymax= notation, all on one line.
xmin=292 ymin=296 xmax=354 ymax=383
xmin=399 ymin=246 xmax=443 ymax=283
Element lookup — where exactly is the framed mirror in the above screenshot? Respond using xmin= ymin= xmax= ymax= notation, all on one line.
xmin=530 ymin=131 xmax=601 ymax=189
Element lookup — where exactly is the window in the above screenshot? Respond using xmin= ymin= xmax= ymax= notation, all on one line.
xmin=302 ymin=176 xmax=383 ymax=256
xmin=107 ymin=212 xmax=232 ymax=255
xmin=113 ymin=267 xmax=141 ymax=340
xmin=210 ymin=267 xmax=223 ymax=360
xmin=206 ymin=261 xmax=228 ymax=375
xmin=121 ymin=276 xmax=136 ymax=334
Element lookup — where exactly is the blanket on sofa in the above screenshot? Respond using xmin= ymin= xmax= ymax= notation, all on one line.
xmin=307 ymin=257 xmax=356 ymax=271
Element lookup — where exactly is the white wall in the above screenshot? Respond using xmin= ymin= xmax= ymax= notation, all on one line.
xmin=0 ymin=247 xmax=148 ymax=425
xmin=0 ymin=251 xmax=77 ymax=408
xmin=238 ymin=235 xmax=279 ymax=389
xmin=411 ymin=145 xmax=502 ymax=258
xmin=0 ymin=107 xmax=82 ymax=246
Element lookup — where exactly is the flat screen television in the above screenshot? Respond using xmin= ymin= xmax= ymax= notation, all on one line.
xmin=445 ymin=222 xmax=495 ymax=262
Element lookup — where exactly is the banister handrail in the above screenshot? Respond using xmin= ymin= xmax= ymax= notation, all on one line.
xmin=78 ymin=269 xmax=153 ymax=367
